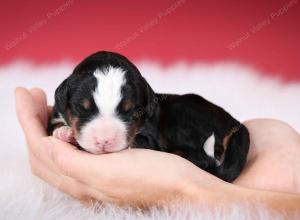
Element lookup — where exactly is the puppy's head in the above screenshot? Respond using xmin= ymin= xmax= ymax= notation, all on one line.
xmin=54 ymin=51 xmax=155 ymax=154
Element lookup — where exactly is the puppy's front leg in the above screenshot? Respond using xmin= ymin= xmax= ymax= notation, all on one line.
xmin=52 ymin=126 xmax=76 ymax=144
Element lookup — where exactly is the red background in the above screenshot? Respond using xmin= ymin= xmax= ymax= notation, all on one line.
xmin=0 ymin=0 xmax=299 ymax=81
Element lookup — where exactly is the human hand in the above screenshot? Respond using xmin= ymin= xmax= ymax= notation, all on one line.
xmin=15 ymin=87 xmax=105 ymax=203
xmin=234 ymin=119 xmax=300 ymax=193
xmin=15 ymin=87 xmax=228 ymax=207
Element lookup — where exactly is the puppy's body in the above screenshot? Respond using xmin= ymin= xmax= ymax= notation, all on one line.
xmin=48 ymin=51 xmax=249 ymax=182
xmin=135 ymin=93 xmax=249 ymax=182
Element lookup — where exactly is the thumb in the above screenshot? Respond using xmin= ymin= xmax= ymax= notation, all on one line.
xmin=42 ymin=137 xmax=97 ymax=183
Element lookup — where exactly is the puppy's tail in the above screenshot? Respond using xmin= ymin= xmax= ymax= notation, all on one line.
xmin=213 ymin=124 xmax=250 ymax=182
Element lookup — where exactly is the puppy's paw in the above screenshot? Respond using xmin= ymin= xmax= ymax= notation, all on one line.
xmin=53 ymin=126 xmax=75 ymax=144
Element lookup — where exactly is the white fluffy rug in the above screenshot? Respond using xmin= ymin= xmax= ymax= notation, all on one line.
xmin=0 ymin=61 xmax=300 ymax=219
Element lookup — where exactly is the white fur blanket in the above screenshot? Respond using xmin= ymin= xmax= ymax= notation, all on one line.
xmin=0 ymin=62 xmax=299 ymax=219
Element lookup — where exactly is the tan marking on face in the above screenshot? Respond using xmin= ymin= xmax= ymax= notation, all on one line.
xmin=83 ymin=99 xmax=91 ymax=109
xmin=122 ymin=99 xmax=134 ymax=112
xmin=66 ymin=108 xmax=80 ymax=139
xmin=127 ymin=118 xmax=142 ymax=147
xmin=70 ymin=117 xmax=80 ymax=138
xmin=222 ymin=126 xmax=240 ymax=151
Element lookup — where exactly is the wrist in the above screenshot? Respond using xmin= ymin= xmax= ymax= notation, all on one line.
xmin=176 ymin=165 xmax=236 ymax=206
xmin=175 ymin=165 xmax=300 ymax=217
xmin=178 ymin=163 xmax=260 ymax=207
xmin=182 ymin=170 xmax=300 ymax=216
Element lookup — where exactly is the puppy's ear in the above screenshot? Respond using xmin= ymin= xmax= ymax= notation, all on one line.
xmin=142 ymin=77 xmax=156 ymax=117
xmin=54 ymin=77 xmax=71 ymax=113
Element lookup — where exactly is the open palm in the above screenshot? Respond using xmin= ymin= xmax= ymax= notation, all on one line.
xmin=15 ymin=88 xmax=300 ymax=206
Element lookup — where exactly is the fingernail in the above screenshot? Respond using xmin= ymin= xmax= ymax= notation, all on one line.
xmin=42 ymin=137 xmax=53 ymax=157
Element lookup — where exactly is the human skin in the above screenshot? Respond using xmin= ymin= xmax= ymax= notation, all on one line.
xmin=234 ymin=119 xmax=300 ymax=193
xmin=15 ymin=87 xmax=300 ymax=215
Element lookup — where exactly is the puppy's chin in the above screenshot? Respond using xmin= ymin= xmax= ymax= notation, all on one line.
xmin=76 ymin=133 xmax=128 ymax=155
xmin=80 ymin=141 xmax=128 ymax=155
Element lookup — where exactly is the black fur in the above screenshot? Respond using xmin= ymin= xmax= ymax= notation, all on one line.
xmin=49 ymin=51 xmax=250 ymax=182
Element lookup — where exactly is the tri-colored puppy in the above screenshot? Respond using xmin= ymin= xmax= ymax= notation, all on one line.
xmin=48 ymin=51 xmax=250 ymax=182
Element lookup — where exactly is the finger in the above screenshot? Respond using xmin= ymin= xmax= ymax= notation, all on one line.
xmin=15 ymin=87 xmax=47 ymax=158
xmin=29 ymin=151 xmax=94 ymax=201
xmin=15 ymin=87 xmax=35 ymax=125
xmin=42 ymin=136 xmax=107 ymax=184
xmin=48 ymin=105 xmax=53 ymax=116
xmin=15 ymin=87 xmax=47 ymax=139
xmin=29 ymin=88 xmax=49 ymax=127
xmin=16 ymin=88 xmax=103 ymax=202
xmin=16 ymin=87 xmax=45 ymax=123
xmin=28 ymin=152 xmax=61 ymax=188
xmin=15 ymin=87 xmax=61 ymax=174
xmin=40 ymin=138 xmax=117 ymax=202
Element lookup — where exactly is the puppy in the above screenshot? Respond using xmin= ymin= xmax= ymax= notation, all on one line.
xmin=48 ymin=51 xmax=250 ymax=182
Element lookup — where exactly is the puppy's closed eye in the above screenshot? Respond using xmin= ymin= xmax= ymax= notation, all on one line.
xmin=73 ymin=99 xmax=91 ymax=114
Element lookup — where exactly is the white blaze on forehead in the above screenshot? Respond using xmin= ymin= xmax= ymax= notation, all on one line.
xmin=77 ymin=66 xmax=128 ymax=154
xmin=93 ymin=66 xmax=126 ymax=116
